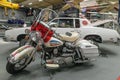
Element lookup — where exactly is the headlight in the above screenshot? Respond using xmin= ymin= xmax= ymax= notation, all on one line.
xmin=30 ymin=31 xmax=41 ymax=42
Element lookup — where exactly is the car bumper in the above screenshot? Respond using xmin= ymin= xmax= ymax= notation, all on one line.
xmin=2 ymin=36 xmax=17 ymax=42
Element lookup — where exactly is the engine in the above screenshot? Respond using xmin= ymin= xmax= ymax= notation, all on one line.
xmin=52 ymin=42 xmax=75 ymax=57
xmin=44 ymin=41 xmax=76 ymax=65
xmin=63 ymin=42 xmax=74 ymax=52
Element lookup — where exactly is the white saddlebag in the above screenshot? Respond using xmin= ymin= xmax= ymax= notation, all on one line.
xmin=78 ymin=40 xmax=99 ymax=57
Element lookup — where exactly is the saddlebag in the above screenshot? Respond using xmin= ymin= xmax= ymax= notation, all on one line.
xmin=78 ymin=40 xmax=99 ymax=57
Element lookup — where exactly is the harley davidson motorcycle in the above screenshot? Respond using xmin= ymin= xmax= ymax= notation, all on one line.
xmin=6 ymin=8 xmax=99 ymax=74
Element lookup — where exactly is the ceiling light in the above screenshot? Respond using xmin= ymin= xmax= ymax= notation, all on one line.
xmin=84 ymin=0 xmax=89 ymax=1
xmin=30 ymin=7 xmax=32 ymax=9
xmin=38 ymin=0 xmax=43 ymax=2
xmin=28 ymin=3 xmax=32 ymax=5
xmin=21 ymin=5 xmax=24 ymax=7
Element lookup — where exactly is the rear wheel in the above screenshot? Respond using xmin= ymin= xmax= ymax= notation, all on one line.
xmin=6 ymin=56 xmax=32 ymax=74
xmin=85 ymin=35 xmax=102 ymax=43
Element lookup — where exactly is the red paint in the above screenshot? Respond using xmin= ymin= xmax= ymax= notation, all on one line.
xmin=12 ymin=52 xmax=18 ymax=56
xmin=31 ymin=21 xmax=54 ymax=43
xmin=24 ymin=45 xmax=31 ymax=48
xmin=82 ymin=20 xmax=88 ymax=26
xmin=117 ymin=76 xmax=120 ymax=80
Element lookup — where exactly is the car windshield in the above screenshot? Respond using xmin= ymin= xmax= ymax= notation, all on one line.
xmin=50 ymin=18 xmax=74 ymax=28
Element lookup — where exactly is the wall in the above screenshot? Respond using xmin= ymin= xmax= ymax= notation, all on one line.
xmin=0 ymin=8 xmax=26 ymax=20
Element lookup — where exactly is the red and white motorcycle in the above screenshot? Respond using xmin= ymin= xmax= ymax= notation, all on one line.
xmin=6 ymin=8 xmax=99 ymax=74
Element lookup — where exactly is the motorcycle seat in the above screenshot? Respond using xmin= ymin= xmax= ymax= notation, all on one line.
xmin=59 ymin=32 xmax=80 ymax=42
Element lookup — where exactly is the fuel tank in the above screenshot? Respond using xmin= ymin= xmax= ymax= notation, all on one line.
xmin=45 ymin=37 xmax=63 ymax=47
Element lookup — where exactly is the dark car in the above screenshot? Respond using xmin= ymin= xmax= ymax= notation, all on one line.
xmin=0 ymin=24 xmax=9 ymax=30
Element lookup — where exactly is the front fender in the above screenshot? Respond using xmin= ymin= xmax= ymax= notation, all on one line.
xmin=10 ymin=45 xmax=35 ymax=61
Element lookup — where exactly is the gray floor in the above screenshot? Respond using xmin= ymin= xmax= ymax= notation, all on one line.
xmin=0 ymin=30 xmax=5 ymax=37
xmin=0 ymin=38 xmax=120 ymax=80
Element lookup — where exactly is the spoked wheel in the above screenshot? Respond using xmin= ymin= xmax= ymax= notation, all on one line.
xmin=6 ymin=56 xmax=32 ymax=74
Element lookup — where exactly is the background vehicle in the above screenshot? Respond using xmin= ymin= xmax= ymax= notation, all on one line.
xmin=0 ymin=24 xmax=9 ymax=30
xmin=91 ymin=19 xmax=120 ymax=34
xmin=48 ymin=17 xmax=120 ymax=43
xmin=3 ymin=15 xmax=120 ymax=44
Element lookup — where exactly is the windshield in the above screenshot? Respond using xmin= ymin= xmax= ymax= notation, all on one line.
xmin=35 ymin=8 xmax=58 ymax=23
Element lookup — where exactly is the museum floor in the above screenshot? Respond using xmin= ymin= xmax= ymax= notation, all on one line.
xmin=0 ymin=38 xmax=120 ymax=80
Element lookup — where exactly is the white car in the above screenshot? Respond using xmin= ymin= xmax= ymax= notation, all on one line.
xmin=91 ymin=19 xmax=120 ymax=34
xmin=3 ymin=17 xmax=120 ymax=44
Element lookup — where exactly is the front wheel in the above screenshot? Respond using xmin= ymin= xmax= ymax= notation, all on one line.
xmin=6 ymin=57 xmax=32 ymax=74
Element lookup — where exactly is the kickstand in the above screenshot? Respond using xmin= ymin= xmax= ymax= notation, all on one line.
xmin=99 ymin=52 xmax=108 ymax=57
xmin=48 ymin=70 xmax=55 ymax=80
xmin=49 ymin=72 xmax=53 ymax=80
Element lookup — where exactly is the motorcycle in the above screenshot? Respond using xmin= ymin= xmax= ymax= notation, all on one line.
xmin=6 ymin=8 xmax=99 ymax=74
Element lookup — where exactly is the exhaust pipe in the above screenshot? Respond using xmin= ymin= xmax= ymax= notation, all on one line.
xmin=45 ymin=64 xmax=60 ymax=69
xmin=45 ymin=57 xmax=73 ymax=69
